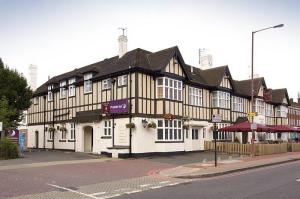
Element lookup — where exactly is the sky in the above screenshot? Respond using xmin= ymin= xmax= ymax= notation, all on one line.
xmin=0 ymin=0 xmax=300 ymax=98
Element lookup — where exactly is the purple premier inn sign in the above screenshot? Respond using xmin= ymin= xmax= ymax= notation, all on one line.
xmin=102 ymin=99 xmax=128 ymax=114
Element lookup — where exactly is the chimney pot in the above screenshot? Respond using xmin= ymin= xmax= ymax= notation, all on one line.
xmin=118 ymin=34 xmax=128 ymax=58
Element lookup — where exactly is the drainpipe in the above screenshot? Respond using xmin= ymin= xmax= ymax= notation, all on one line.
xmin=129 ymin=68 xmax=132 ymax=157
xmin=43 ymin=95 xmax=46 ymax=149
xmin=52 ymin=87 xmax=55 ymax=150
xmin=111 ymin=78 xmax=116 ymax=147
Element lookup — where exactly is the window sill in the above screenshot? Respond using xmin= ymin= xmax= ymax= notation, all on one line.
xmin=117 ymin=85 xmax=127 ymax=88
xmin=155 ymin=140 xmax=184 ymax=143
xmin=68 ymin=95 xmax=76 ymax=98
xmin=68 ymin=139 xmax=76 ymax=142
xmin=59 ymin=139 xmax=67 ymax=142
xmin=102 ymin=88 xmax=111 ymax=91
xmin=101 ymin=136 xmax=112 ymax=139
xmin=47 ymin=139 xmax=53 ymax=142
xmin=84 ymin=91 xmax=93 ymax=95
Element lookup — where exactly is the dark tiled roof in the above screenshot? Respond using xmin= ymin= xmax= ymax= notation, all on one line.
xmin=272 ymin=88 xmax=290 ymax=105
xmin=290 ymin=101 xmax=300 ymax=109
xmin=232 ymin=77 xmax=266 ymax=97
xmin=199 ymin=66 xmax=229 ymax=87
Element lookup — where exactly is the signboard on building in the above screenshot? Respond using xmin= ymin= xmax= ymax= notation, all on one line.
xmin=212 ymin=114 xmax=222 ymax=123
xmin=247 ymin=112 xmax=258 ymax=117
xmin=101 ymin=99 xmax=128 ymax=114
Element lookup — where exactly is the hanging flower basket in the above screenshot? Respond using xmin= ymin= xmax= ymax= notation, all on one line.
xmin=126 ymin=123 xmax=136 ymax=129
xmin=147 ymin=121 xmax=157 ymax=129
xmin=48 ymin=126 xmax=56 ymax=133
xmin=60 ymin=127 xmax=67 ymax=132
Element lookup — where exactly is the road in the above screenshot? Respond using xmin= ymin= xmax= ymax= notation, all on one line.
xmin=116 ymin=160 xmax=300 ymax=199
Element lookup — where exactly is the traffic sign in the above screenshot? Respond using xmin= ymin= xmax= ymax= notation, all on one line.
xmin=251 ymin=123 xmax=257 ymax=130
xmin=212 ymin=114 xmax=222 ymax=123
xmin=247 ymin=112 xmax=257 ymax=117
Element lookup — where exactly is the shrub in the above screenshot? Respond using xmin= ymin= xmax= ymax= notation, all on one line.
xmin=0 ymin=138 xmax=19 ymax=159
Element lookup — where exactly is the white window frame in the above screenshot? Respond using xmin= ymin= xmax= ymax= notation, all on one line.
xmin=60 ymin=80 xmax=67 ymax=99
xmin=192 ymin=128 xmax=199 ymax=140
xmin=104 ymin=120 xmax=112 ymax=136
xmin=233 ymin=96 xmax=243 ymax=112
xmin=84 ymin=73 xmax=93 ymax=93
xmin=61 ymin=130 xmax=66 ymax=140
xmin=33 ymin=97 xmax=38 ymax=105
xmin=102 ymin=78 xmax=112 ymax=90
xmin=156 ymin=77 xmax=182 ymax=101
xmin=212 ymin=91 xmax=230 ymax=108
xmin=276 ymin=105 xmax=288 ymax=117
xmin=157 ymin=119 xmax=182 ymax=141
xmin=189 ymin=87 xmax=203 ymax=106
xmin=118 ymin=75 xmax=128 ymax=86
xmin=48 ymin=85 xmax=53 ymax=102
xmin=265 ymin=103 xmax=273 ymax=116
xmin=255 ymin=99 xmax=265 ymax=115
xmin=70 ymin=123 xmax=75 ymax=140
xmin=68 ymin=78 xmax=76 ymax=97
xmin=217 ymin=123 xmax=232 ymax=140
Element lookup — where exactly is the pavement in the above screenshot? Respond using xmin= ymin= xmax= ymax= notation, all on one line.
xmin=160 ymin=152 xmax=300 ymax=179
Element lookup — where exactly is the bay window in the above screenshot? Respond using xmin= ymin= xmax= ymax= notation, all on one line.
xmin=255 ymin=99 xmax=265 ymax=115
xmin=189 ymin=87 xmax=203 ymax=106
xmin=156 ymin=77 xmax=182 ymax=101
xmin=157 ymin=119 xmax=182 ymax=141
xmin=265 ymin=103 xmax=273 ymax=116
xmin=84 ymin=73 xmax=93 ymax=93
xmin=276 ymin=106 xmax=288 ymax=117
xmin=68 ymin=78 xmax=76 ymax=97
xmin=60 ymin=80 xmax=67 ymax=99
xmin=212 ymin=91 xmax=230 ymax=108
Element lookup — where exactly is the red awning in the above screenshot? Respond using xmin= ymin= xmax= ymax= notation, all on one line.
xmin=267 ymin=125 xmax=300 ymax=133
xmin=218 ymin=121 xmax=275 ymax=133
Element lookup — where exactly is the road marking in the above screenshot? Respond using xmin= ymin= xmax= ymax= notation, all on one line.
xmin=159 ymin=180 xmax=170 ymax=184
xmin=89 ymin=191 xmax=106 ymax=196
xmin=296 ymin=179 xmax=300 ymax=182
xmin=47 ymin=183 xmax=100 ymax=199
xmin=168 ymin=182 xmax=180 ymax=186
xmin=140 ymin=184 xmax=151 ymax=187
xmin=125 ymin=190 xmax=142 ymax=194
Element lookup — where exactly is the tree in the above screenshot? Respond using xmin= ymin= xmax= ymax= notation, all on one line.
xmin=0 ymin=58 xmax=32 ymax=130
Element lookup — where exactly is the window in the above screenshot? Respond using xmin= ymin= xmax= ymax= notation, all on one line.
xmin=118 ymin=75 xmax=127 ymax=86
xmin=61 ymin=130 xmax=66 ymax=140
xmin=33 ymin=97 xmax=38 ymax=105
xmin=255 ymin=99 xmax=265 ymax=115
xmin=104 ymin=120 xmax=112 ymax=136
xmin=48 ymin=85 xmax=53 ymax=101
xmin=203 ymin=128 xmax=206 ymax=138
xmin=276 ymin=106 xmax=288 ymax=117
xmin=265 ymin=103 xmax=273 ymax=116
xmin=49 ymin=131 xmax=53 ymax=140
xmin=103 ymin=78 xmax=112 ymax=90
xmin=212 ymin=91 xmax=230 ymax=108
xmin=157 ymin=119 xmax=182 ymax=141
xmin=68 ymin=78 xmax=76 ymax=97
xmin=189 ymin=87 xmax=203 ymax=106
xmin=217 ymin=123 xmax=232 ymax=140
xmin=60 ymin=80 xmax=67 ymax=99
xmin=84 ymin=73 xmax=93 ymax=93
xmin=233 ymin=96 xmax=243 ymax=112
xmin=192 ymin=129 xmax=199 ymax=140
xmin=156 ymin=77 xmax=182 ymax=101
xmin=70 ymin=123 xmax=75 ymax=140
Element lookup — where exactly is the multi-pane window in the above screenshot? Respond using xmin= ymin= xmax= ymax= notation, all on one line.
xmin=217 ymin=123 xmax=232 ymax=140
xmin=49 ymin=131 xmax=53 ymax=140
xmin=103 ymin=78 xmax=112 ymax=90
xmin=255 ymin=99 xmax=265 ymax=115
xmin=104 ymin=120 xmax=112 ymax=136
xmin=70 ymin=123 xmax=75 ymax=140
xmin=212 ymin=91 xmax=230 ymax=108
xmin=118 ymin=75 xmax=127 ymax=86
xmin=48 ymin=85 xmax=53 ymax=101
xmin=156 ymin=77 xmax=182 ymax=101
xmin=203 ymin=128 xmax=206 ymax=138
xmin=189 ymin=87 xmax=203 ymax=106
xmin=33 ymin=97 xmax=38 ymax=105
xmin=60 ymin=80 xmax=67 ymax=99
xmin=84 ymin=73 xmax=93 ymax=93
xmin=61 ymin=130 xmax=66 ymax=140
xmin=265 ymin=103 xmax=273 ymax=116
xmin=68 ymin=78 xmax=76 ymax=97
xmin=157 ymin=119 xmax=182 ymax=141
xmin=276 ymin=106 xmax=288 ymax=117
xmin=233 ymin=96 xmax=243 ymax=112
xmin=192 ymin=129 xmax=199 ymax=140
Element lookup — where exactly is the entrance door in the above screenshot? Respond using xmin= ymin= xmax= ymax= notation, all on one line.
xmin=35 ymin=131 xmax=39 ymax=149
xmin=191 ymin=128 xmax=201 ymax=151
xmin=84 ymin=126 xmax=93 ymax=152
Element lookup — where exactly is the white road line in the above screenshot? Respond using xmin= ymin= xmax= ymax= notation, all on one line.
xmin=125 ymin=190 xmax=142 ymax=194
xmin=102 ymin=194 xmax=120 ymax=199
xmin=47 ymin=183 xmax=100 ymax=199
xmin=89 ymin=191 xmax=106 ymax=196
xmin=150 ymin=186 xmax=163 ymax=189
xmin=296 ymin=179 xmax=300 ymax=182
xmin=140 ymin=184 xmax=151 ymax=187
xmin=159 ymin=181 xmax=170 ymax=184
xmin=168 ymin=182 xmax=180 ymax=186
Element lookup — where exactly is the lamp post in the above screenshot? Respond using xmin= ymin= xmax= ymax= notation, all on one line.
xmin=251 ymin=24 xmax=284 ymax=156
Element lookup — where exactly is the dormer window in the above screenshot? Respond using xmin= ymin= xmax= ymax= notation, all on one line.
xmin=84 ymin=73 xmax=93 ymax=93
xmin=68 ymin=78 xmax=76 ymax=97
xmin=48 ymin=85 xmax=53 ymax=101
xmin=60 ymin=80 xmax=67 ymax=99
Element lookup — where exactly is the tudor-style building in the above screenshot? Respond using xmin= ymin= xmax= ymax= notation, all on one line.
xmin=27 ymin=35 xmax=294 ymax=157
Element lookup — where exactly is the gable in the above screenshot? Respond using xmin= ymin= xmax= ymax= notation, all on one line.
xmin=164 ymin=56 xmax=185 ymax=77
xmin=220 ymin=75 xmax=232 ymax=89
xmin=258 ymin=85 xmax=265 ymax=97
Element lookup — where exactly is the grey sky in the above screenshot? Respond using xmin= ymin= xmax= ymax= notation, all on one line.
xmin=1 ymin=0 xmax=299 ymax=98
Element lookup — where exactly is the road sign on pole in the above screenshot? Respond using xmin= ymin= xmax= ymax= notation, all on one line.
xmin=247 ymin=112 xmax=257 ymax=117
xmin=212 ymin=114 xmax=222 ymax=123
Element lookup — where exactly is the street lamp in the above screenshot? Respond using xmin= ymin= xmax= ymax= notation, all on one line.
xmin=251 ymin=24 xmax=284 ymax=156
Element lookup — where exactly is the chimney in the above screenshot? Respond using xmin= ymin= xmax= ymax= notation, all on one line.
xmin=118 ymin=28 xmax=127 ymax=57
xmin=28 ymin=64 xmax=37 ymax=91
xmin=298 ymin=91 xmax=300 ymax=103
